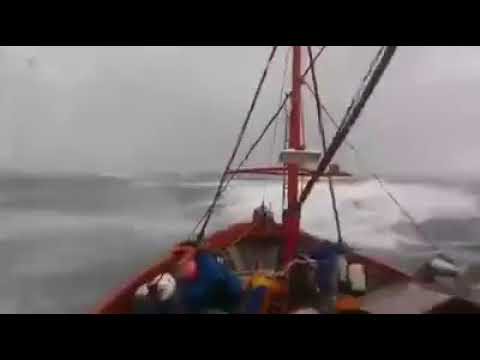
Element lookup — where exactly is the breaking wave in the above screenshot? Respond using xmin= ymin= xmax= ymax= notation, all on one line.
xmin=212 ymin=178 xmax=478 ymax=253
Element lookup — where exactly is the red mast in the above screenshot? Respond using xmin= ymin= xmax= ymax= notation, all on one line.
xmin=283 ymin=46 xmax=304 ymax=264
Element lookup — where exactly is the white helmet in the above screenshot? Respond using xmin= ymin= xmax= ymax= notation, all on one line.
xmin=152 ymin=273 xmax=177 ymax=301
xmin=135 ymin=273 xmax=177 ymax=302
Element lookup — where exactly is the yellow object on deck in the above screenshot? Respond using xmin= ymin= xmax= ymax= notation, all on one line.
xmin=248 ymin=272 xmax=288 ymax=314
xmin=249 ymin=273 xmax=282 ymax=290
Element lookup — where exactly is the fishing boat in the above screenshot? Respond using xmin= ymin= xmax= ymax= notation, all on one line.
xmin=93 ymin=46 xmax=480 ymax=314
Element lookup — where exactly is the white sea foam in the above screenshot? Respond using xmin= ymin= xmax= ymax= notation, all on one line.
xmin=179 ymin=181 xmax=218 ymax=188
xmin=0 ymin=176 xmax=478 ymax=313
xmin=211 ymin=179 xmax=478 ymax=252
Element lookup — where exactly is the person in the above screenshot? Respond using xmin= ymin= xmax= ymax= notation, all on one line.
xmin=307 ymin=242 xmax=344 ymax=312
xmin=252 ymin=202 xmax=275 ymax=228
xmin=243 ymin=286 xmax=268 ymax=314
xmin=133 ymin=272 xmax=182 ymax=314
xmin=170 ymin=242 xmax=244 ymax=314
xmin=286 ymin=256 xmax=322 ymax=313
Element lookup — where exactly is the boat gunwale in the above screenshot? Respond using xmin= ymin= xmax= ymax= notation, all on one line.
xmin=93 ymin=221 xmax=413 ymax=314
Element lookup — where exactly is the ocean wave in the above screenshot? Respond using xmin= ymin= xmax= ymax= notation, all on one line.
xmin=1 ymin=175 xmax=479 ymax=313
xmin=128 ymin=180 xmax=163 ymax=189
xmin=179 ymin=181 xmax=219 ymax=188
xmin=212 ymin=179 xmax=478 ymax=253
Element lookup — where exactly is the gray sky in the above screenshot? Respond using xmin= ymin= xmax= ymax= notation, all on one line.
xmin=1 ymin=46 xmax=479 ymax=177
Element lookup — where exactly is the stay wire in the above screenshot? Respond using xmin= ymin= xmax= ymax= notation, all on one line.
xmin=306 ymin=46 xmax=344 ymax=244
xmin=299 ymin=46 xmax=397 ymax=204
xmin=193 ymin=46 xmax=329 ymax=241
xmin=304 ymin=83 xmax=436 ymax=251
xmin=194 ymin=46 xmax=278 ymax=241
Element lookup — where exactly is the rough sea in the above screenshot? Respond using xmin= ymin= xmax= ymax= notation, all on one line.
xmin=0 ymin=171 xmax=479 ymax=313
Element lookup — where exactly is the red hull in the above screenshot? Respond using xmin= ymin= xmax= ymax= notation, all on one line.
xmin=93 ymin=221 xmax=465 ymax=314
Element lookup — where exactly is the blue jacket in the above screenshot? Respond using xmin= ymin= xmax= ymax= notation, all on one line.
xmin=307 ymin=242 xmax=341 ymax=295
xmin=179 ymin=251 xmax=243 ymax=313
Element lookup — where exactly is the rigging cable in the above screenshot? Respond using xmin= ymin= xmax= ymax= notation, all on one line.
xmin=220 ymin=94 xmax=290 ymax=191
xmin=302 ymin=47 xmax=327 ymax=81
xmin=282 ymin=94 xmax=290 ymax=212
xmin=339 ymin=46 xmax=386 ymax=131
xmin=233 ymin=47 xmax=328 ymax=173
xmin=306 ymin=46 xmax=344 ymax=244
xmin=263 ymin=47 xmax=291 ymax=204
xmin=299 ymin=46 xmax=397 ymax=205
xmin=304 ymin=82 xmax=437 ymax=251
xmin=191 ymin=93 xmax=289 ymax=241
xmin=194 ymin=46 xmax=278 ymax=241
xmin=193 ymin=46 xmax=328 ymax=241
xmin=219 ymin=47 xmax=330 ymax=198
xmin=281 ymin=49 xmax=291 ymax=212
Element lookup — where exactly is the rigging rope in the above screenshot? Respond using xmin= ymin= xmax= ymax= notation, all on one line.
xmin=233 ymin=94 xmax=290 ymax=172
xmin=263 ymin=48 xmax=291 ymax=203
xmin=306 ymin=46 xmax=344 ymax=244
xmin=194 ymin=46 xmax=278 ymax=241
xmin=220 ymin=47 xmax=331 ymax=197
xmin=217 ymin=94 xmax=290 ymax=201
xmin=282 ymin=97 xmax=289 ymax=211
xmin=193 ymin=46 xmax=328 ymax=241
xmin=304 ymin=83 xmax=436 ymax=251
xmin=233 ymin=47 xmax=328 ymax=174
xmin=299 ymin=46 xmax=397 ymax=205
xmin=302 ymin=46 xmax=327 ymax=81
xmin=233 ymin=47 xmax=329 ymax=178
xmin=339 ymin=47 xmax=386 ymax=131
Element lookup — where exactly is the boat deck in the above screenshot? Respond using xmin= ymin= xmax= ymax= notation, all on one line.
xmin=93 ymin=221 xmax=480 ymax=314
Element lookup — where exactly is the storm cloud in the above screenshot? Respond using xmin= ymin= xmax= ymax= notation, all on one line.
xmin=1 ymin=46 xmax=479 ymax=178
